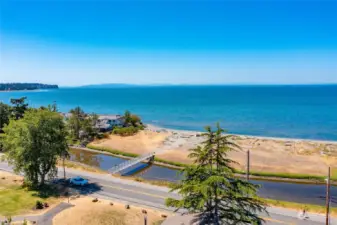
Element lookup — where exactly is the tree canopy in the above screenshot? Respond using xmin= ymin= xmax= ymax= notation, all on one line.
xmin=67 ymin=107 xmax=99 ymax=142
xmin=0 ymin=102 xmax=11 ymax=133
xmin=10 ymin=97 xmax=29 ymax=120
xmin=68 ymin=107 xmax=86 ymax=140
xmin=166 ymin=123 xmax=266 ymax=225
xmin=2 ymin=108 xmax=69 ymax=187
xmin=0 ymin=83 xmax=58 ymax=91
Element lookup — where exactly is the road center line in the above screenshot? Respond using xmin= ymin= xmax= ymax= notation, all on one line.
xmin=100 ymin=184 xmax=295 ymax=225
xmin=100 ymin=183 xmax=167 ymax=199
xmin=263 ymin=217 xmax=296 ymax=225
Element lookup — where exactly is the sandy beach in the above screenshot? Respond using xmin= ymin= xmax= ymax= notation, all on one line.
xmin=90 ymin=124 xmax=337 ymax=176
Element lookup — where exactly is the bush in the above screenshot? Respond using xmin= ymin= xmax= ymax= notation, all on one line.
xmin=96 ymin=133 xmax=105 ymax=139
xmin=36 ymin=200 xmax=44 ymax=209
xmin=112 ymin=127 xmax=139 ymax=136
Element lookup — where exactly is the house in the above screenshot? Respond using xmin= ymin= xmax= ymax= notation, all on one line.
xmin=60 ymin=113 xmax=72 ymax=120
xmin=95 ymin=115 xmax=124 ymax=132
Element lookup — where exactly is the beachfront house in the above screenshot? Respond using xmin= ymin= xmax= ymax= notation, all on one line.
xmin=95 ymin=115 xmax=124 ymax=132
xmin=60 ymin=112 xmax=72 ymax=120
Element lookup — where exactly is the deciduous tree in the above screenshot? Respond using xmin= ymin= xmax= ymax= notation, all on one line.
xmin=0 ymin=102 xmax=11 ymax=132
xmin=2 ymin=108 xmax=68 ymax=187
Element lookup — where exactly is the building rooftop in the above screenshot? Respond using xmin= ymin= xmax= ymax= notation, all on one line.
xmin=98 ymin=115 xmax=123 ymax=120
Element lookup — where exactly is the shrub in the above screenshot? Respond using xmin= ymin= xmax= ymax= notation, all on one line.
xmin=112 ymin=127 xmax=139 ymax=136
xmin=96 ymin=133 xmax=105 ymax=139
xmin=36 ymin=200 xmax=44 ymax=209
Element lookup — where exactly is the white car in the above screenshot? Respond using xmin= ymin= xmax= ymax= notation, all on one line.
xmin=69 ymin=176 xmax=88 ymax=186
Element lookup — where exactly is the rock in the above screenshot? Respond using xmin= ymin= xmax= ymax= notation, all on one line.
xmin=110 ymin=202 xmax=114 ymax=206
xmin=92 ymin=198 xmax=98 ymax=202
xmin=125 ymin=204 xmax=130 ymax=209
xmin=161 ymin=214 xmax=167 ymax=218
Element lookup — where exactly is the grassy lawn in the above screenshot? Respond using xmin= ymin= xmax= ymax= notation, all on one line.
xmin=0 ymin=171 xmax=61 ymax=216
xmin=0 ymin=185 xmax=45 ymax=216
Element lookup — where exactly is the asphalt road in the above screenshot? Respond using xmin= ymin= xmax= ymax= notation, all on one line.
xmin=0 ymin=162 xmax=334 ymax=225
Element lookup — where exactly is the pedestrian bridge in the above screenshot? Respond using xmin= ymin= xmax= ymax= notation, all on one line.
xmin=108 ymin=152 xmax=156 ymax=174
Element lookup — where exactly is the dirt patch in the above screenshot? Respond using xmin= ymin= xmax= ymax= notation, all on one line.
xmin=53 ymin=197 xmax=167 ymax=225
xmin=0 ymin=171 xmax=24 ymax=187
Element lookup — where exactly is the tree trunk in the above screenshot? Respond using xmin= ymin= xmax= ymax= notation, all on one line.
xmin=63 ymin=157 xmax=66 ymax=180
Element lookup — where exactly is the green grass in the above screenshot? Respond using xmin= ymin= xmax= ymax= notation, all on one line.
xmin=262 ymin=198 xmax=337 ymax=216
xmin=132 ymin=177 xmax=175 ymax=187
xmin=332 ymin=167 xmax=337 ymax=180
xmin=153 ymin=157 xmax=188 ymax=168
xmin=235 ymin=169 xmax=331 ymax=181
xmin=86 ymin=145 xmax=140 ymax=158
xmin=59 ymin=160 xmax=106 ymax=174
xmin=0 ymin=185 xmax=45 ymax=216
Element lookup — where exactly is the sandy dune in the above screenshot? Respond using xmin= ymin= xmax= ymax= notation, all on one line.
xmin=90 ymin=125 xmax=337 ymax=175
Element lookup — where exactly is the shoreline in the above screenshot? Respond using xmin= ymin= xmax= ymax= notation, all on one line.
xmin=90 ymin=123 xmax=337 ymax=177
xmin=145 ymin=123 xmax=337 ymax=144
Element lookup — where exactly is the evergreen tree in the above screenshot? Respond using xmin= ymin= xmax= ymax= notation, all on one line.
xmin=10 ymin=97 xmax=28 ymax=120
xmin=166 ymin=123 xmax=266 ymax=225
xmin=68 ymin=107 xmax=86 ymax=139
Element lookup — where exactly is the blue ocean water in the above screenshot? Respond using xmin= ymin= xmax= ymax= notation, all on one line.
xmin=1 ymin=85 xmax=337 ymax=140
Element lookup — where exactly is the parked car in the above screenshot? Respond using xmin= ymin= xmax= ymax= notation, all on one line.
xmin=69 ymin=176 xmax=88 ymax=186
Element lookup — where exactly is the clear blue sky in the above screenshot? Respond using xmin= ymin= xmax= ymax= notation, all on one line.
xmin=0 ymin=0 xmax=336 ymax=86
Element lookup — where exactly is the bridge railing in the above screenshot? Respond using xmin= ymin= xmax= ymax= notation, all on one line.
xmin=108 ymin=151 xmax=156 ymax=174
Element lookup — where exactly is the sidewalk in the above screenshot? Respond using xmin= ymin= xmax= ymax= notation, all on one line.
xmin=0 ymin=202 xmax=73 ymax=225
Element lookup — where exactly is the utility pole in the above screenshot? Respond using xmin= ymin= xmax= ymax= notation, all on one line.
xmin=247 ymin=150 xmax=250 ymax=181
xmin=326 ymin=167 xmax=330 ymax=225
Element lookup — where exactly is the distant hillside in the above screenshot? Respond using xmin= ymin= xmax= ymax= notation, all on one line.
xmin=0 ymin=83 xmax=59 ymax=91
xmin=78 ymin=83 xmax=138 ymax=88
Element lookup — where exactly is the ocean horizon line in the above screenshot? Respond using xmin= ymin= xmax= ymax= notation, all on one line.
xmin=60 ymin=83 xmax=337 ymax=88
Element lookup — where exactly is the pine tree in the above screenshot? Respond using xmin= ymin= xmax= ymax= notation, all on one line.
xmin=166 ymin=123 xmax=266 ymax=225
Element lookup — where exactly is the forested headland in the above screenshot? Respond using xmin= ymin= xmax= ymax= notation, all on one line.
xmin=0 ymin=83 xmax=58 ymax=91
